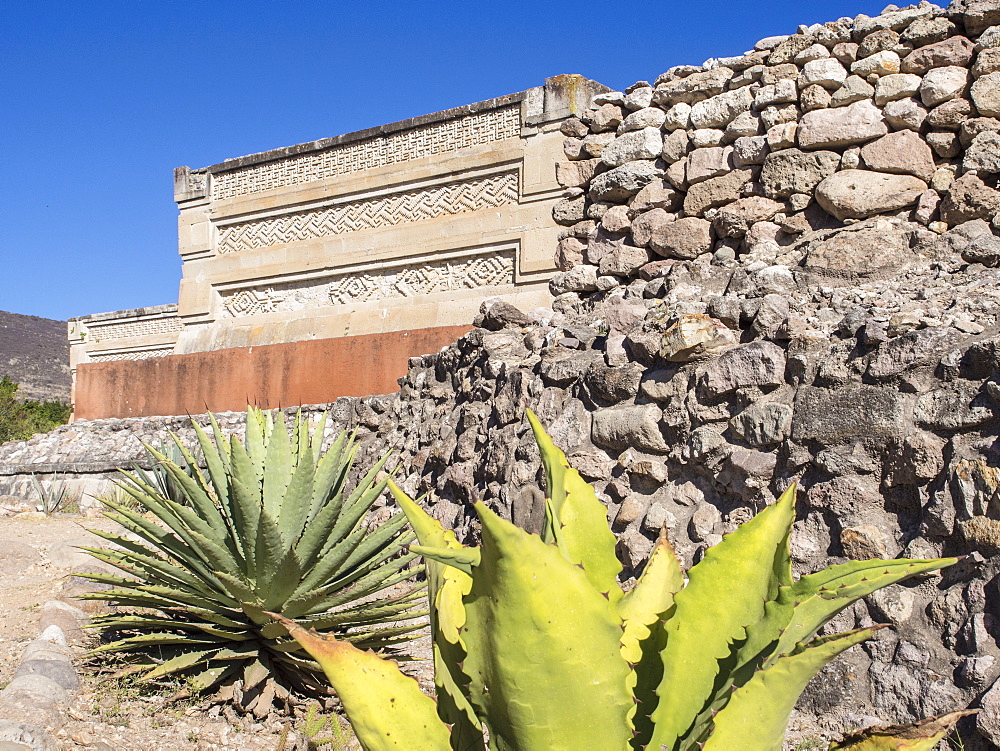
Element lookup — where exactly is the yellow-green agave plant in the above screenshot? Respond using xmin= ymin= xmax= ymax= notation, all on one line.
xmin=274 ymin=410 xmax=965 ymax=750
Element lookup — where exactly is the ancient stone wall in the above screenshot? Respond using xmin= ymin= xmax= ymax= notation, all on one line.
xmin=12 ymin=0 xmax=1000 ymax=745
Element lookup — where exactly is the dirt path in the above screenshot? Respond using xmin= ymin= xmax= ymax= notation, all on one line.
xmin=0 ymin=513 xmax=349 ymax=750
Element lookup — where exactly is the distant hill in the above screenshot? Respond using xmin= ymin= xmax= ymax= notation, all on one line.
xmin=0 ymin=311 xmax=70 ymax=403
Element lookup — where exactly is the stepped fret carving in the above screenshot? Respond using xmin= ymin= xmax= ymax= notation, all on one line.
xmin=88 ymin=318 xmax=183 ymax=341
xmin=221 ymin=251 xmax=515 ymax=318
xmin=212 ymin=106 xmax=521 ymax=200
xmin=90 ymin=348 xmax=175 ymax=362
xmin=217 ymin=171 xmax=519 ymax=254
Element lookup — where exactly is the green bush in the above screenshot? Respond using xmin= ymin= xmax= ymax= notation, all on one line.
xmin=82 ymin=408 xmax=424 ymax=716
xmin=0 ymin=376 xmax=72 ymax=443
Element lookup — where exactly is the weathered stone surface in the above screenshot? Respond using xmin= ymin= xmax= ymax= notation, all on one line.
xmin=686 ymin=146 xmax=734 ymax=185
xmin=927 ymin=131 xmax=962 ymax=158
xmin=620 ymin=106 xmax=666 ymax=132
xmin=903 ymin=16 xmax=958 ymax=47
xmin=712 ymin=197 xmax=784 ymax=237
xmin=901 ymin=36 xmax=975 ymax=74
xmin=649 ymin=216 xmax=713 ymax=260
xmin=920 ymin=65 xmax=971 ymax=107
xmin=799 ymin=220 xmax=915 ymax=278
xmin=851 ymin=50 xmax=902 ymax=77
xmin=552 ymin=195 xmax=586 ymax=226
xmin=927 ymin=98 xmax=972 ymax=130
xmin=867 ymin=326 xmax=962 ymax=379
xmin=792 ymin=384 xmax=903 ymax=444
xmin=598 ymin=244 xmax=650 ymax=277
xmin=601 ymin=127 xmax=663 ymax=167
xmin=591 ymin=404 xmax=667 ymax=453
xmin=815 ymin=169 xmax=927 ymax=221
xmin=589 ymin=161 xmax=662 ymax=202
xmin=653 ymin=68 xmax=734 ymax=106
xmin=0 ymin=722 xmax=57 ymax=751
xmin=973 ymin=46 xmax=1000 ymax=77
xmin=873 ymin=73 xmax=922 ymax=104
xmin=831 ymin=74 xmax=876 ymax=106
xmin=550 ymin=264 xmax=598 ymax=294
xmin=971 ymin=71 xmax=1000 ymax=116
xmin=759 ymin=148 xmax=838 ymax=200
xmin=882 ymin=97 xmax=928 ymax=130
xmin=859 ymin=130 xmax=935 ymax=181
xmin=630 ymin=179 xmax=682 ymax=213
xmin=729 ymin=402 xmax=792 ymax=446
xmin=964 ymin=130 xmax=1000 ymax=173
xmin=797 ymin=100 xmax=888 ymax=149
xmin=914 ymin=380 xmax=996 ymax=429
xmin=733 ymin=135 xmax=770 ymax=166
xmin=661 ymin=128 xmax=691 ymax=163
xmin=940 ymin=173 xmax=1000 ymax=224
xmin=800 ymin=57 xmax=849 ymax=89
xmin=949 ymin=0 xmax=1000 ymax=36
xmin=698 ymin=341 xmax=786 ymax=398
xmin=689 ymin=86 xmax=754 ymax=129
xmin=682 ymin=168 xmax=756 ymax=216
xmin=556 ymin=159 xmax=603 ymax=188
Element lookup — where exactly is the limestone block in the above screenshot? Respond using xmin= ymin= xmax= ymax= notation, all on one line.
xmin=920 ymin=66 xmax=971 ymax=107
xmin=972 ymin=71 xmax=1000 ymax=116
xmin=815 ymin=169 xmax=927 ymax=220
xmin=859 ymin=130 xmax=936 ymax=181
xmin=797 ymin=100 xmax=888 ymax=149
xmin=601 ymin=128 xmax=663 ymax=167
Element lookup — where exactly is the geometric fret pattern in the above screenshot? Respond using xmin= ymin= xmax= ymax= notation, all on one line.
xmin=88 ymin=317 xmax=184 ymax=341
xmin=212 ymin=106 xmax=522 ymax=201
xmin=220 ymin=251 xmax=515 ymax=318
xmin=89 ymin=347 xmax=175 ymax=362
xmin=217 ymin=172 xmax=519 ymax=254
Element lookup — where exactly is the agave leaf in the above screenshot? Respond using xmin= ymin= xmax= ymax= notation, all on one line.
xmin=142 ymin=648 xmax=223 ymax=681
xmin=254 ymin=509 xmax=286 ymax=586
xmin=703 ymin=628 xmax=878 ymax=751
xmin=187 ymin=663 xmax=240 ymax=694
xmin=461 ymin=502 xmax=631 ymax=750
xmin=277 ymin=445 xmax=315 ymax=543
xmin=244 ymin=406 xmax=267 ymax=481
xmin=272 ymin=615 xmax=452 ymax=751
xmin=739 ymin=557 xmax=958 ymax=680
xmin=617 ymin=532 xmax=684 ymax=749
xmin=310 ymin=411 xmax=328 ymax=466
xmin=192 ymin=419 xmax=231 ymax=510
xmin=648 ymin=488 xmax=795 ymax=751
xmin=263 ymin=413 xmax=293 ymax=518
xmin=410 ymin=544 xmax=482 ymax=576
xmin=262 ymin=546 xmax=304 ymax=611
xmin=388 ymin=481 xmax=485 ymax=751
xmin=828 ymin=709 xmax=977 ymax=750
xmin=526 ymin=409 xmax=624 ymax=604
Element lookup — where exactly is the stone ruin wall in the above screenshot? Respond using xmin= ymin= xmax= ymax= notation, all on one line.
xmin=11 ymin=0 xmax=1000 ymax=745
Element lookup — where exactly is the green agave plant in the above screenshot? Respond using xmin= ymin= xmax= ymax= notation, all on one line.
xmin=81 ymin=407 xmax=425 ymax=713
xmin=274 ymin=410 xmax=966 ymax=750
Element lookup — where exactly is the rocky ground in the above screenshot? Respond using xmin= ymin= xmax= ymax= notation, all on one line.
xmin=0 ymin=513 xmax=365 ymax=751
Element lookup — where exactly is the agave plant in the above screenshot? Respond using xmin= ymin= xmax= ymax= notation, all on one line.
xmin=80 ymin=408 xmax=424 ymax=714
xmin=274 ymin=410 xmax=964 ymax=750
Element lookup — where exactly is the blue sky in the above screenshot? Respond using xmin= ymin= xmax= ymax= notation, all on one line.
xmin=2 ymin=0 xmax=888 ymax=321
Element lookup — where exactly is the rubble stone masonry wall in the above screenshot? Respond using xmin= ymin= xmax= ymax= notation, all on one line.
xmin=12 ymin=0 xmax=1000 ymax=745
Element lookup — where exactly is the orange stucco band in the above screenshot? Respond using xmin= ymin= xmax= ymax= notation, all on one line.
xmin=73 ymin=326 xmax=472 ymax=420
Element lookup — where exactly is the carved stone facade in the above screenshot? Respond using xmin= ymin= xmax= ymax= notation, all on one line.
xmin=69 ymin=75 xmax=607 ymax=416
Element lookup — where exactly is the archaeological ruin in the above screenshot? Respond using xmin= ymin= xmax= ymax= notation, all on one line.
xmin=12 ymin=0 xmax=1000 ymax=745
xmin=68 ymin=74 xmax=607 ymax=418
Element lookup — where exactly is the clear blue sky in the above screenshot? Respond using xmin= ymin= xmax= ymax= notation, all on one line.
xmin=2 ymin=0 xmax=888 ymax=321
